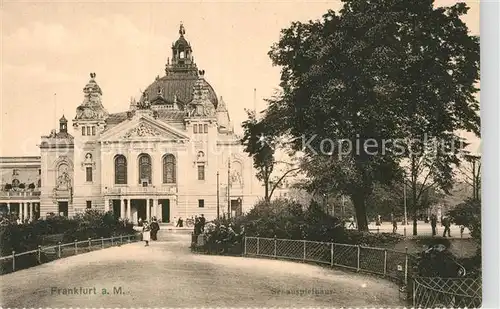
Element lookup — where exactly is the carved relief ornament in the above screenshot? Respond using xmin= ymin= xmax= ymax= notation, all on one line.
xmin=122 ymin=123 xmax=162 ymax=139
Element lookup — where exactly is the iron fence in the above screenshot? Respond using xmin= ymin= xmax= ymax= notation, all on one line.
xmin=0 ymin=233 xmax=141 ymax=274
xmin=413 ymin=277 xmax=482 ymax=308
xmin=243 ymin=236 xmax=481 ymax=307
xmin=244 ymin=236 xmax=410 ymax=281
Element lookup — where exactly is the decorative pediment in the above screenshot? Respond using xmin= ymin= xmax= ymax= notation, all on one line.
xmin=122 ymin=123 xmax=162 ymax=139
xmin=100 ymin=114 xmax=190 ymax=142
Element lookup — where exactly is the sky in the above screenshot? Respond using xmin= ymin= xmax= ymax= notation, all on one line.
xmin=0 ymin=0 xmax=480 ymax=157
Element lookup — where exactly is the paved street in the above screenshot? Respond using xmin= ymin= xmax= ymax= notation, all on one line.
xmin=363 ymin=222 xmax=470 ymax=238
xmin=0 ymin=232 xmax=404 ymax=307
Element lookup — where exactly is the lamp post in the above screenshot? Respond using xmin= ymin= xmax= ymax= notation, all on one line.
xmin=216 ymin=171 xmax=220 ymax=220
xmin=403 ymin=180 xmax=407 ymax=236
xmin=227 ymin=160 xmax=231 ymax=219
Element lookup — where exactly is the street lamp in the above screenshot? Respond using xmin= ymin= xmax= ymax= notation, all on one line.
xmin=216 ymin=171 xmax=220 ymax=220
xmin=403 ymin=178 xmax=408 ymax=237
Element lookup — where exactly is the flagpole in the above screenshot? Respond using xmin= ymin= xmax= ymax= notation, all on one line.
xmin=54 ymin=93 xmax=57 ymax=129
xmin=253 ymin=88 xmax=257 ymax=115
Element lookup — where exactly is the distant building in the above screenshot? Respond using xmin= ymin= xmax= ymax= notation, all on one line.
xmin=0 ymin=24 xmax=261 ymax=223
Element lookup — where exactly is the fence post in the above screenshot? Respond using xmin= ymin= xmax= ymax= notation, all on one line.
xmin=412 ymin=278 xmax=417 ymax=307
xmin=37 ymin=245 xmax=42 ymax=263
xmin=274 ymin=236 xmax=277 ymax=258
xmin=356 ymin=245 xmax=360 ymax=272
xmin=58 ymin=242 xmax=61 ymax=258
xmin=303 ymin=240 xmax=306 ymax=260
xmin=383 ymin=249 xmax=387 ymax=276
xmin=101 ymin=237 xmax=104 ymax=248
xmin=88 ymin=238 xmax=92 ymax=250
xmin=330 ymin=243 xmax=334 ymax=266
xmin=74 ymin=240 xmax=78 ymax=254
xmin=12 ymin=250 xmax=15 ymax=272
xmin=243 ymin=237 xmax=247 ymax=255
xmin=404 ymin=247 xmax=408 ymax=286
xmin=256 ymin=238 xmax=260 ymax=255
xmin=120 ymin=235 xmax=123 ymax=244
xmin=111 ymin=236 xmax=114 ymax=246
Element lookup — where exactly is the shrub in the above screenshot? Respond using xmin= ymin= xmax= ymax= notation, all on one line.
xmin=4 ymin=184 xmax=12 ymax=191
xmin=28 ymin=183 xmax=36 ymax=190
xmin=18 ymin=183 xmax=26 ymax=189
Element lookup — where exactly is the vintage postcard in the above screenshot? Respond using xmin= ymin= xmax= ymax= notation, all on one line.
xmin=0 ymin=0 xmax=486 ymax=308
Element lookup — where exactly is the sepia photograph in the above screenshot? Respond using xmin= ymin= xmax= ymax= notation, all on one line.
xmin=0 ymin=0 xmax=489 ymax=308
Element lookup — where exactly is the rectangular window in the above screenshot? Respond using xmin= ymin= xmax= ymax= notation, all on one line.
xmin=86 ymin=201 xmax=92 ymax=209
xmin=86 ymin=166 xmax=93 ymax=182
xmin=193 ymin=125 xmax=198 ymax=134
xmin=92 ymin=126 xmax=96 ymax=136
xmin=86 ymin=126 xmax=91 ymax=135
xmin=198 ymin=199 xmax=205 ymax=208
xmin=204 ymin=124 xmax=208 ymax=133
xmin=197 ymin=165 xmax=205 ymax=180
xmin=198 ymin=124 xmax=203 ymax=133
xmin=82 ymin=126 xmax=86 ymax=136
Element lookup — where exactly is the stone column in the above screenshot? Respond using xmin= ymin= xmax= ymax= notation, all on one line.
xmin=104 ymin=199 xmax=110 ymax=212
xmin=7 ymin=202 xmax=11 ymax=214
xmin=120 ymin=199 xmax=125 ymax=219
xmin=31 ymin=203 xmax=35 ymax=221
xmin=126 ymin=199 xmax=132 ymax=221
xmin=153 ymin=198 xmax=158 ymax=219
xmin=19 ymin=203 xmax=24 ymax=220
xmin=146 ymin=199 xmax=151 ymax=221
xmin=24 ymin=202 xmax=28 ymax=221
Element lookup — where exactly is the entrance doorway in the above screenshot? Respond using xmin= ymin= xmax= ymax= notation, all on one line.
xmin=58 ymin=201 xmax=68 ymax=217
xmin=112 ymin=200 xmax=121 ymax=218
xmin=160 ymin=199 xmax=170 ymax=223
xmin=132 ymin=199 xmax=147 ymax=222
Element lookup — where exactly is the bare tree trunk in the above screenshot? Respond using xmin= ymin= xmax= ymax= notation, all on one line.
xmin=351 ymin=194 xmax=369 ymax=231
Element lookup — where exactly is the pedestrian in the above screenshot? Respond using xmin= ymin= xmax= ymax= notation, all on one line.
xmin=430 ymin=214 xmax=437 ymax=236
xmin=176 ymin=217 xmax=183 ymax=227
xmin=200 ymin=214 xmax=206 ymax=232
xmin=442 ymin=216 xmax=451 ymax=237
xmin=348 ymin=216 xmax=355 ymax=229
xmin=142 ymin=220 xmax=151 ymax=246
xmin=392 ymin=216 xmax=398 ymax=233
xmin=376 ymin=214 xmax=381 ymax=226
xmin=150 ymin=217 xmax=160 ymax=241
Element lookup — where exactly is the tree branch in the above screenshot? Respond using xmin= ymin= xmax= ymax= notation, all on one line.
xmin=268 ymin=167 xmax=301 ymax=200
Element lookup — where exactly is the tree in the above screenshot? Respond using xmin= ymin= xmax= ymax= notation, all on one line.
xmin=241 ymin=109 xmax=300 ymax=202
xmin=459 ymin=154 xmax=481 ymax=200
xmin=263 ymin=0 xmax=479 ymax=231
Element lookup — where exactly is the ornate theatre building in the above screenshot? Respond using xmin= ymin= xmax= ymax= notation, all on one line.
xmin=0 ymin=24 xmax=261 ymax=223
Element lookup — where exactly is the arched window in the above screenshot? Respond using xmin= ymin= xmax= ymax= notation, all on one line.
xmin=163 ymin=154 xmax=176 ymax=183
xmin=114 ymin=155 xmax=127 ymax=184
xmin=138 ymin=154 xmax=152 ymax=184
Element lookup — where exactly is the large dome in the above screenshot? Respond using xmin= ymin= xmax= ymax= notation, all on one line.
xmin=144 ymin=73 xmax=218 ymax=108
xmin=142 ymin=23 xmax=218 ymax=109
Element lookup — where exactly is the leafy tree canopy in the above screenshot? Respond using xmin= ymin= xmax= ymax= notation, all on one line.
xmin=259 ymin=0 xmax=479 ymax=231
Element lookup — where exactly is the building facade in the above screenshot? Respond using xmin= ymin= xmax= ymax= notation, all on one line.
xmin=0 ymin=24 xmax=261 ymax=223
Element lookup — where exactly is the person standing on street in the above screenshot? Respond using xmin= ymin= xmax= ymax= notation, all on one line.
xmin=142 ymin=221 xmax=151 ymax=246
xmin=150 ymin=217 xmax=160 ymax=241
xmin=200 ymin=214 xmax=206 ymax=232
xmin=430 ymin=214 xmax=438 ymax=236
xmin=442 ymin=215 xmax=451 ymax=237
xmin=392 ymin=215 xmax=398 ymax=234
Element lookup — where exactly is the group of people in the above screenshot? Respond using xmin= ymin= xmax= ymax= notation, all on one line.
xmin=193 ymin=214 xmax=206 ymax=235
xmin=141 ymin=217 xmax=160 ymax=246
